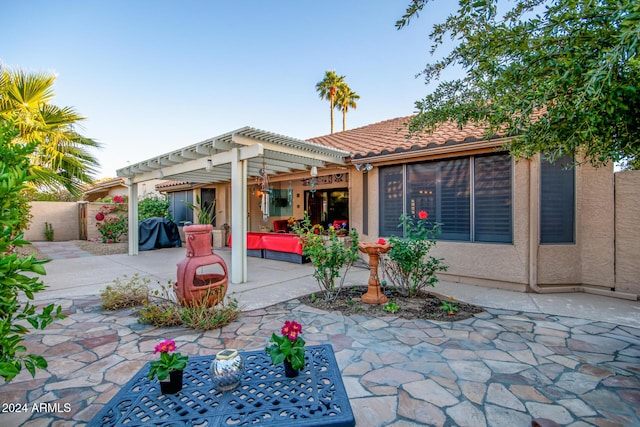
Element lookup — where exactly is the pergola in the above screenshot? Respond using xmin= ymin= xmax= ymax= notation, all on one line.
xmin=116 ymin=126 xmax=350 ymax=284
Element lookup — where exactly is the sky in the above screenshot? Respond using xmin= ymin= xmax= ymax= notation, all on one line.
xmin=2 ymin=1 xmax=457 ymax=179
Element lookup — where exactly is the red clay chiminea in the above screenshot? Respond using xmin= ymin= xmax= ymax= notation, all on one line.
xmin=174 ymin=224 xmax=228 ymax=307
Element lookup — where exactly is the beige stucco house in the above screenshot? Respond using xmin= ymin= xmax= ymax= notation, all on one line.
xmin=117 ymin=118 xmax=639 ymax=299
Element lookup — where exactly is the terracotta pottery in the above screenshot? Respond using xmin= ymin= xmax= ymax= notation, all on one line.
xmin=174 ymin=224 xmax=228 ymax=307
xmin=358 ymin=242 xmax=391 ymax=304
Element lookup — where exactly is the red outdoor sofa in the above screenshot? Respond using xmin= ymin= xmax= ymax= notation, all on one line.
xmin=228 ymin=232 xmax=308 ymax=264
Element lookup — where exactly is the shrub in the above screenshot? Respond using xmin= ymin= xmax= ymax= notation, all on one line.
xmin=0 ymin=121 xmax=65 ymax=382
xmin=291 ymin=212 xmax=360 ymax=301
xmin=138 ymin=195 xmax=171 ymax=221
xmin=382 ymin=211 xmax=447 ymax=297
xmin=44 ymin=222 xmax=54 ymax=241
xmin=100 ymin=274 xmax=150 ymax=310
xmin=95 ymin=196 xmax=128 ymax=243
xmin=132 ymin=281 xmax=240 ymax=330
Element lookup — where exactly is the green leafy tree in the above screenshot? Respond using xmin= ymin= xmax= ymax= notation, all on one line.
xmin=397 ymin=0 xmax=640 ymax=166
xmin=335 ymin=85 xmax=360 ymax=132
xmin=0 ymin=121 xmax=66 ymax=382
xmin=0 ymin=66 xmax=101 ymax=195
xmin=316 ymin=70 xmax=346 ymax=134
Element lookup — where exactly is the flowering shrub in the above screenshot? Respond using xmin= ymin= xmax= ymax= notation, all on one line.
xmin=95 ymin=196 xmax=128 ymax=243
xmin=382 ymin=211 xmax=447 ymax=297
xmin=148 ymin=339 xmax=188 ymax=381
xmin=291 ymin=213 xmax=359 ymax=301
xmin=265 ymin=320 xmax=306 ymax=370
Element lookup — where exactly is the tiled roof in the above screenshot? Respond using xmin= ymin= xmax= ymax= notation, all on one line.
xmin=308 ymin=115 xmax=498 ymax=159
xmin=155 ymin=180 xmax=194 ymax=190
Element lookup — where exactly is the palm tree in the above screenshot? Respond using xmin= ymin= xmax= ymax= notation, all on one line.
xmin=315 ymin=71 xmax=346 ymax=134
xmin=335 ymin=86 xmax=359 ymax=132
xmin=0 ymin=66 xmax=101 ymax=195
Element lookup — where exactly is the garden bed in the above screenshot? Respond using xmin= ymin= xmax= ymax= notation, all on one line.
xmin=298 ymin=286 xmax=484 ymax=322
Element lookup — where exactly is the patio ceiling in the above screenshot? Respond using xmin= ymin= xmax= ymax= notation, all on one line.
xmin=116 ymin=126 xmax=350 ymax=183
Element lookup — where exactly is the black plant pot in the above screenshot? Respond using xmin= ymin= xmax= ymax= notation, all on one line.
xmin=160 ymin=369 xmax=183 ymax=394
xmin=283 ymin=360 xmax=299 ymax=378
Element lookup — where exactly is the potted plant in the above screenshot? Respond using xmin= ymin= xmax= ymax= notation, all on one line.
xmin=148 ymin=339 xmax=188 ymax=394
xmin=265 ymin=320 xmax=306 ymax=377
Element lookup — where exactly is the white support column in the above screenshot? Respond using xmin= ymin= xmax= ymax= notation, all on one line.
xmin=126 ymin=179 xmax=139 ymax=256
xmin=230 ymin=148 xmax=248 ymax=283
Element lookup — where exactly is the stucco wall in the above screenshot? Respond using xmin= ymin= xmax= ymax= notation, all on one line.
xmin=615 ymin=170 xmax=640 ymax=295
xmin=431 ymin=159 xmax=530 ymax=290
xmin=578 ymin=163 xmax=615 ymax=288
xmin=25 ymin=202 xmax=80 ymax=241
xmin=356 ymin=157 xmax=619 ymax=292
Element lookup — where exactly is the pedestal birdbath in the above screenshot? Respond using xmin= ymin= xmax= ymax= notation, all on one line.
xmin=174 ymin=224 xmax=228 ymax=307
xmin=358 ymin=241 xmax=391 ymax=304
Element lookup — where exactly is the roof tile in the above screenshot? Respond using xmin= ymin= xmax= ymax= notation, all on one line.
xmin=308 ymin=115 xmax=493 ymax=159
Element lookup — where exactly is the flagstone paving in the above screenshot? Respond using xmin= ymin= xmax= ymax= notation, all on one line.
xmin=1 ymin=297 xmax=639 ymax=427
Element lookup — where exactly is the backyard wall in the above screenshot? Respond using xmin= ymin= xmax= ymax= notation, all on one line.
xmin=24 ymin=202 xmax=80 ymax=241
xmin=85 ymin=202 xmax=128 ymax=242
xmin=615 ymin=170 xmax=640 ymax=295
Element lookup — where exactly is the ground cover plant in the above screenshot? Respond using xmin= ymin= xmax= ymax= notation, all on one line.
xmin=100 ymin=276 xmax=239 ymax=331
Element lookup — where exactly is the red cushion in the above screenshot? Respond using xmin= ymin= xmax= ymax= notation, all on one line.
xmin=261 ymin=234 xmax=303 ymax=255
xmin=228 ymin=232 xmax=272 ymax=250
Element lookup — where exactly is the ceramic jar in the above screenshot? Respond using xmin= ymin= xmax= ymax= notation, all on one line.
xmin=210 ymin=349 xmax=244 ymax=391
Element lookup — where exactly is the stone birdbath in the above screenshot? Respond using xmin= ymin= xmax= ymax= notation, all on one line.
xmin=358 ymin=241 xmax=391 ymax=304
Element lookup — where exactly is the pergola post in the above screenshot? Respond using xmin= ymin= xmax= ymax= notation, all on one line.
xmin=230 ymin=148 xmax=248 ymax=283
xmin=126 ymin=179 xmax=139 ymax=255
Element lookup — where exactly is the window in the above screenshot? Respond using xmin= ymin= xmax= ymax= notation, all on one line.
xmin=169 ymin=190 xmax=193 ymax=225
xmin=406 ymin=158 xmax=470 ymax=240
xmin=474 ymin=154 xmax=512 ymax=243
xmin=379 ymin=153 xmax=513 ymax=243
xmin=379 ymin=166 xmax=404 ymax=236
xmin=540 ymin=155 xmax=575 ymax=244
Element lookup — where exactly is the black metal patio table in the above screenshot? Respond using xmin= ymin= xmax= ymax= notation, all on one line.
xmin=88 ymin=344 xmax=355 ymax=426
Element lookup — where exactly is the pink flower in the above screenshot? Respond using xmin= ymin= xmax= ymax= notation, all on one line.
xmin=95 ymin=212 xmax=105 ymax=221
xmin=154 ymin=340 xmax=177 ymax=354
xmin=418 ymin=211 xmax=428 ymax=220
xmin=113 ymin=195 xmax=124 ymax=203
xmin=377 ymin=238 xmax=386 ymax=245
xmin=281 ymin=320 xmax=302 ymax=341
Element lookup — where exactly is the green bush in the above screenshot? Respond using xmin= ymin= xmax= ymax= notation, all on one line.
xmin=291 ymin=212 xmax=360 ymax=301
xmin=0 ymin=121 xmax=65 ymax=382
xmin=383 ymin=211 xmax=447 ymax=297
xmin=138 ymin=195 xmax=171 ymax=221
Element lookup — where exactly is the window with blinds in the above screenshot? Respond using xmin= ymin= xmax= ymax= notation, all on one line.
xmin=540 ymin=155 xmax=575 ymax=244
xmin=379 ymin=166 xmax=404 ymax=236
xmin=474 ymin=154 xmax=512 ymax=243
xmin=379 ymin=153 xmax=513 ymax=244
xmin=407 ymin=158 xmax=470 ymax=241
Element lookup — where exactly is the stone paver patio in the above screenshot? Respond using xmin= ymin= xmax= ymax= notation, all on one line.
xmin=2 ymin=294 xmax=639 ymax=427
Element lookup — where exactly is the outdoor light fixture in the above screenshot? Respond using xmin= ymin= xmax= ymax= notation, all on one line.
xmin=355 ymin=163 xmax=374 ymax=173
xmin=206 ymin=159 xmax=213 ymax=171
xmin=310 ymin=166 xmax=318 ymax=177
